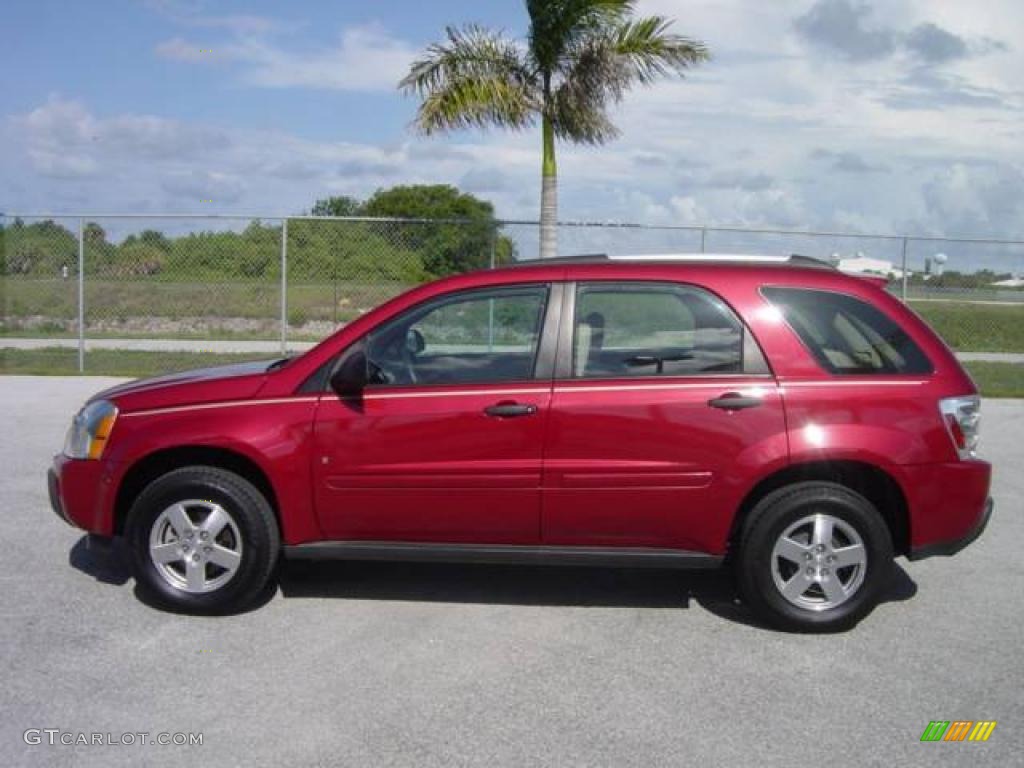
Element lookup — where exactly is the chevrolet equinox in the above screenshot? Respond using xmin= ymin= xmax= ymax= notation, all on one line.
xmin=48 ymin=254 xmax=993 ymax=631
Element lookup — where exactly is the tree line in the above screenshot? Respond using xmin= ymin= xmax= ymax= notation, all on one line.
xmin=0 ymin=185 xmax=515 ymax=281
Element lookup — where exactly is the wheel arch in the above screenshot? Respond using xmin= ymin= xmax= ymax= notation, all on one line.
xmin=729 ymin=460 xmax=910 ymax=557
xmin=114 ymin=445 xmax=281 ymax=537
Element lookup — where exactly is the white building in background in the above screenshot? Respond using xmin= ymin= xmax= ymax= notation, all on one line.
xmin=836 ymin=253 xmax=908 ymax=279
xmin=990 ymin=277 xmax=1024 ymax=288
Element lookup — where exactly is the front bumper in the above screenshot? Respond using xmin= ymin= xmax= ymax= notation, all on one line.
xmin=908 ymin=496 xmax=993 ymax=561
xmin=48 ymin=454 xmax=119 ymax=535
xmin=47 ymin=467 xmax=72 ymax=526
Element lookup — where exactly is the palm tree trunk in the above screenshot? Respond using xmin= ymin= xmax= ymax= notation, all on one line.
xmin=539 ymin=115 xmax=557 ymax=259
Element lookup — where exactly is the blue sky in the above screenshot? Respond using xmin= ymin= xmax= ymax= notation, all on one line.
xmin=2 ymin=0 xmax=1022 ymax=244
xmin=3 ymin=0 xmax=519 ymax=143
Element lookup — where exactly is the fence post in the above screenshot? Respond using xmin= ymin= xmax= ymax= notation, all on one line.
xmin=487 ymin=224 xmax=497 ymax=351
xmin=333 ymin=266 xmax=338 ymax=327
xmin=77 ymin=218 xmax=85 ymax=373
xmin=900 ymin=237 xmax=909 ymax=302
xmin=700 ymin=227 xmax=707 ymax=253
xmin=280 ymin=218 xmax=288 ymax=355
xmin=489 ymin=224 xmax=497 ymax=269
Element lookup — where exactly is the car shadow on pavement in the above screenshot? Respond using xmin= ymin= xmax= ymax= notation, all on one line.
xmin=277 ymin=558 xmax=918 ymax=630
xmin=68 ymin=534 xmax=280 ymax=615
xmin=68 ymin=535 xmax=918 ymax=628
xmin=69 ymin=535 xmax=132 ymax=586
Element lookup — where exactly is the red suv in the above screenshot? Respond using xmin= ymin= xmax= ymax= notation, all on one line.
xmin=48 ymin=255 xmax=992 ymax=631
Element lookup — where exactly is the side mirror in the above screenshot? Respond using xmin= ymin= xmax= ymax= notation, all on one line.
xmin=329 ymin=349 xmax=368 ymax=398
xmin=405 ymin=328 xmax=425 ymax=355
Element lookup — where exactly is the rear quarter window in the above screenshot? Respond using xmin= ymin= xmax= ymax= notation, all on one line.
xmin=761 ymin=286 xmax=933 ymax=375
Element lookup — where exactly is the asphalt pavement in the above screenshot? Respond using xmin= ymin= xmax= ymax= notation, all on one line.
xmin=1 ymin=375 xmax=1021 ymax=767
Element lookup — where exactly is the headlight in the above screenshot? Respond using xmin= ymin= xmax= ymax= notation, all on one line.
xmin=64 ymin=400 xmax=119 ymax=460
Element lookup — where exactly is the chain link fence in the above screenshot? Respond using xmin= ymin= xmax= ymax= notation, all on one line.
xmin=503 ymin=222 xmax=1024 ymax=358
xmin=2 ymin=213 xmax=1023 ymax=373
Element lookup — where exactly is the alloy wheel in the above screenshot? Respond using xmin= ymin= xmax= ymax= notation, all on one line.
xmin=770 ymin=513 xmax=867 ymax=611
xmin=148 ymin=500 xmax=243 ymax=593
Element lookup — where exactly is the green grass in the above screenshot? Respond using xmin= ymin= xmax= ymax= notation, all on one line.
xmin=0 ymin=348 xmax=270 ymax=377
xmin=963 ymin=362 xmax=1024 ymax=398
xmin=3 ymin=349 xmax=1022 ymax=398
xmin=5 ymin=278 xmax=1024 ymax=353
xmin=1 ymin=277 xmax=410 ymax=331
xmin=0 ymin=328 xmax=332 ymax=342
xmin=909 ymin=301 xmax=1024 ymax=353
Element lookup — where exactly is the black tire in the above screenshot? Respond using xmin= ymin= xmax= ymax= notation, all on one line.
xmin=736 ymin=482 xmax=893 ymax=632
xmin=125 ymin=466 xmax=280 ymax=614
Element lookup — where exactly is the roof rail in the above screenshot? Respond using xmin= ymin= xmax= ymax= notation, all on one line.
xmin=786 ymin=254 xmax=837 ymax=270
xmin=505 ymin=253 xmax=836 ymax=269
xmin=503 ymin=254 xmax=609 ymax=267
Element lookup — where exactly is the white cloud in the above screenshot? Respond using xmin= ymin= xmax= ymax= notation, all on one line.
xmin=144 ymin=1 xmax=289 ymax=36
xmin=794 ymin=0 xmax=897 ymax=61
xmin=917 ymin=163 xmax=1024 ymax=235
xmin=4 ymin=2 xmax=1024 ymax=244
xmin=162 ymin=170 xmax=244 ymax=204
xmin=0 ymin=97 xmax=538 ymax=215
xmin=155 ymin=38 xmax=220 ymax=63
xmin=155 ymin=23 xmax=417 ymax=92
xmin=12 ymin=96 xmax=233 ymax=184
xmin=17 ymin=98 xmax=100 ymax=179
xmin=668 ymin=195 xmax=710 ymax=226
xmin=240 ymin=24 xmax=417 ymax=91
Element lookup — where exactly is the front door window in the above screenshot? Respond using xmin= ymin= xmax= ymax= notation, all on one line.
xmin=365 ymin=285 xmax=550 ymax=386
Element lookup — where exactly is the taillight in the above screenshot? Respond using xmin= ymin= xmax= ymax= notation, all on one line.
xmin=939 ymin=395 xmax=981 ymax=460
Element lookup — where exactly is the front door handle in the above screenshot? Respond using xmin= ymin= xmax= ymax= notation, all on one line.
xmin=484 ymin=402 xmax=538 ymax=418
xmin=708 ymin=392 xmax=763 ymax=411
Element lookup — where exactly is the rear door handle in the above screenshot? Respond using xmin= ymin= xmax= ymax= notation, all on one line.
xmin=708 ymin=392 xmax=763 ymax=411
xmin=484 ymin=402 xmax=538 ymax=418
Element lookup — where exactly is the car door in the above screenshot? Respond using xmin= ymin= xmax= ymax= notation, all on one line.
xmin=542 ymin=280 xmax=787 ymax=553
xmin=313 ymin=282 xmax=560 ymax=544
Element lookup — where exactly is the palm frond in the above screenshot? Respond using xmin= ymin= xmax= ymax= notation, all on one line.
xmin=612 ymin=16 xmax=710 ymax=84
xmin=399 ymin=24 xmax=533 ymax=96
xmin=559 ymin=34 xmax=631 ymax=101
xmin=527 ymin=0 xmax=635 ymax=73
xmin=549 ymin=14 xmax=708 ymax=142
xmin=414 ymin=75 xmax=538 ymax=135
xmin=549 ymin=84 xmax=620 ymax=144
xmin=548 ymin=36 xmax=624 ymax=142
xmin=401 ymin=6 xmax=708 ymax=145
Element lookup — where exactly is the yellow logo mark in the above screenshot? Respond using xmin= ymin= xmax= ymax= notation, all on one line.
xmin=922 ymin=720 xmax=997 ymax=742
xmin=968 ymin=721 xmax=997 ymax=742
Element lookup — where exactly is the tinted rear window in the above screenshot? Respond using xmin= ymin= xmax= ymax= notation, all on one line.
xmin=761 ymin=287 xmax=933 ymax=375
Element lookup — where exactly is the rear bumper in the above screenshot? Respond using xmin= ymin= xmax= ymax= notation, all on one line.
xmin=902 ymin=459 xmax=991 ymax=559
xmin=908 ymin=496 xmax=993 ymax=561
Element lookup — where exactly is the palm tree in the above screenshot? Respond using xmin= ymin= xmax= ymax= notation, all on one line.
xmin=400 ymin=0 xmax=708 ymax=259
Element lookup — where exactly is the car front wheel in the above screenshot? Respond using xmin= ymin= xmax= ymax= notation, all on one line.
xmin=126 ymin=466 xmax=279 ymax=613
xmin=736 ymin=481 xmax=894 ymax=632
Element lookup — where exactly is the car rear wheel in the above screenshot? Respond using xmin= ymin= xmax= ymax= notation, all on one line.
xmin=736 ymin=482 xmax=893 ymax=632
xmin=126 ymin=466 xmax=279 ymax=614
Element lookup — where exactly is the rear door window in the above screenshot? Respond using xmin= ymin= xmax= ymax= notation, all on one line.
xmin=761 ymin=286 xmax=933 ymax=374
xmin=570 ymin=283 xmax=763 ymax=378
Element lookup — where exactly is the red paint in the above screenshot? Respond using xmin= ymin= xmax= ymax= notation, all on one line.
xmin=542 ymin=379 xmax=787 ymax=552
xmin=312 ymin=385 xmax=551 ymax=543
xmin=50 ymin=260 xmax=991 ymax=556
